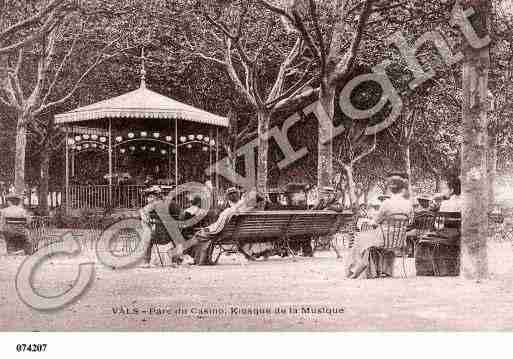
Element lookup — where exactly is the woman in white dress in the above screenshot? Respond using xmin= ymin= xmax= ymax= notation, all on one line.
xmin=346 ymin=177 xmax=414 ymax=279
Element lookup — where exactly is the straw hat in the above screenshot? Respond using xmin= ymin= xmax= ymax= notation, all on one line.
xmin=5 ymin=191 xmax=22 ymax=201
xmin=226 ymin=187 xmax=240 ymax=195
xmin=144 ymin=185 xmax=162 ymax=195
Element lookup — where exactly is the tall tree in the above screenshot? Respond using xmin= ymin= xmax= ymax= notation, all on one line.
xmin=459 ymin=0 xmax=492 ymax=280
xmin=0 ymin=1 xmax=129 ymax=202
xmin=261 ymin=0 xmax=375 ymax=197
xmin=191 ymin=1 xmax=315 ymax=192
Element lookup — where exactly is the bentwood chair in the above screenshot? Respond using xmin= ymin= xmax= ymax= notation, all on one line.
xmin=407 ymin=212 xmax=436 ymax=256
xmin=373 ymin=213 xmax=410 ymax=278
xmin=418 ymin=212 xmax=461 ymax=276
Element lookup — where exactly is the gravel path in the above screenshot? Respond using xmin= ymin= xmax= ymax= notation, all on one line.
xmin=2 ymin=241 xmax=513 ymax=331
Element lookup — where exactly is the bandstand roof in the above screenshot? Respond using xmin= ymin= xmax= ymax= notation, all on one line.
xmin=54 ymin=83 xmax=228 ymax=128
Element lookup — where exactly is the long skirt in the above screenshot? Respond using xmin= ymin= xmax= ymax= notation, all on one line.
xmin=345 ymin=228 xmax=395 ymax=279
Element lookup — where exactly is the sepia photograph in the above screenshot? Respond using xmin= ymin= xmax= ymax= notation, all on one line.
xmin=1 ymin=0 xmax=513 ymax=344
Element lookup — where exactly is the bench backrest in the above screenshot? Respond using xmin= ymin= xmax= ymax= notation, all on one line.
xmin=4 ymin=217 xmax=28 ymax=225
xmin=215 ymin=210 xmax=352 ymax=244
xmin=435 ymin=211 xmax=461 ymax=230
xmin=3 ymin=217 xmax=28 ymax=235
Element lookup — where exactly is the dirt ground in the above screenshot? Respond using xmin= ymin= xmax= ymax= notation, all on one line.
xmin=2 ymin=241 xmax=513 ymax=331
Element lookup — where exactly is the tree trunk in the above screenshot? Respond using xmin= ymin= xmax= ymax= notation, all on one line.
xmin=317 ymin=86 xmax=334 ymax=198
xmin=460 ymin=0 xmax=490 ymax=280
xmin=343 ymin=164 xmax=358 ymax=213
xmin=256 ymin=109 xmax=270 ymax=193
xmin=486 ymin=132 xmax=497 ymax=211
xmin=38 ymin=142 xmax=51 ymax=216
xmin=14 ymin=118 xmax=28 ymax=194
xmin=403 ymin=144 xmax=413 ymax=198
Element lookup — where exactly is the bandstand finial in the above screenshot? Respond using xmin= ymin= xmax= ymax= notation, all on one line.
xmin=140 ymin=47 xmax=147 ymax=88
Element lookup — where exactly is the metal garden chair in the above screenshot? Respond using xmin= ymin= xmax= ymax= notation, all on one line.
xmin=371 ymin=213 xmax=410 ymax=278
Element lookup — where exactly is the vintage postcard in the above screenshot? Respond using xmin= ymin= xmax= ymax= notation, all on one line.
xmin=1 ymin=0 xmax=513 ymax=343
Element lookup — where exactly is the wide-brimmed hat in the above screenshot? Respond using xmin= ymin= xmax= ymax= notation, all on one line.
xmin=226 ymin=187 xmax=240 ymax=195
xmin=377 ymin=194 xmax=390 ymax=201
xmin=144 ymin=185 xmax=162 ymax=195
xmin=5 ymin=192 xmax=22 ymax=200
xmin=321 ymin=186 xmax=335 ymax=192
xmin=386 ymin=171 xmax=409 ymax=180
xmin=432 ymin=193 xmax=444 ymax=200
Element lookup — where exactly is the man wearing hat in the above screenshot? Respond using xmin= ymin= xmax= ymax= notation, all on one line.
xmin=0 ymin=192 xmax=31 ymax=255
xmin=311 ymin=186 xmax=338 ymax=210
xmin=225 ymin=187 xmax=241 ymax=209
xmin=377 ymin=194 xmax=390 ymax=203
xmin=429 ymin=193 xmax=444 ymax=212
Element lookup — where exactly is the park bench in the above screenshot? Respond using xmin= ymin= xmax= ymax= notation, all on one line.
xmin=200 ymin=210 xmax=354 ymax=264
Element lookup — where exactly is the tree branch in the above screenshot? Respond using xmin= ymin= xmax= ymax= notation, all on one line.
xmin=330 ymin=0 xmax=374 ymax=85
xmin=352 ymin=134 xmax=376 ymax=165
xmin=35 ymin=40 xmax=132 ymax=115
xmin=0 ymin=0 xmax=64 ymax=41
xmin=267 ymin=36 xmax=303 ymax=102
xmin=40 ymin=33 xmax=79 ymax=106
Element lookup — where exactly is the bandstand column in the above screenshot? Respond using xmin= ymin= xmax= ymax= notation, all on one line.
xmin=65 ymin=129 xmax=70 ymax=214
xmin=71 ymin=151 xmax=75 ymax=177
xmin=209 ymin=128 xmax=213 ymax=186
xmin=175 ymin=118 xmax=179 ymax=196
xmin=108 ymin=119 xmax=113 ymax=206
xmin=168 ymin=119 xmax=172 ymax=181
xmin=215 ymin=128 xmax=219 ymax=193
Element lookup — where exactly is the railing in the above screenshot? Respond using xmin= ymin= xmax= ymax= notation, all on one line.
xmin=26 ymin=216 xmax=140 ymax=256
xmin=68 ymin=185 xmax=202 ymax=210
xmin=70 ymin=185 xmax=111 ymax=209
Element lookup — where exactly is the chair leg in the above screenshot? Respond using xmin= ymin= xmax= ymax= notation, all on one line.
xmin=155 ymin=245 xmax=164 ymax=266
xmin=329 ymin=237 xmax=342 ymax=259
xmin=213 ymin=245 xmax=223 ymax=264
xmin=430 ymin=244 xmax=439 ymax=276
xmin=401 ymin=252 xmax=408 ymax=279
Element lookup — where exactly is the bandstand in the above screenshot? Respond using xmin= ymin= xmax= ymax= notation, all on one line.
xmin=55 ymin=74 xmax=227 ymax=215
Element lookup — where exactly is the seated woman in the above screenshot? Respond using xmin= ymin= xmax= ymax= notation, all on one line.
xmin=346 ymin=176 xmax=413 ymax=279
xmin=190 ymin=189 xmax=265 ymax=265
xmin=439 ymin=176 xmax=461 ymax=213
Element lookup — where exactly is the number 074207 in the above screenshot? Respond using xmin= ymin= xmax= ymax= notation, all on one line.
xmin=16 ymin=344 xmax=47 ymax=352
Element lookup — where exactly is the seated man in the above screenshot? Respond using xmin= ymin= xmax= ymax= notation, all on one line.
xmin=0 ymin=192 xmax=31 ymax=255
xmin=311 ymin=186 xmax=336 ymax=210
xmin=190 ymin=189 xmax=266 ymax=265
xmin=429 ymin=193 xmax=444 ymax=212
xmin=224 ymin=187 xmax=241 ymax=209
xmin=265 ymin=190 xmax=283 ymax=210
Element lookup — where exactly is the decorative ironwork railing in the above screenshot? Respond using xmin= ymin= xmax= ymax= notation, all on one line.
xmin=68 ymin=185 xmax=194 ymax=210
